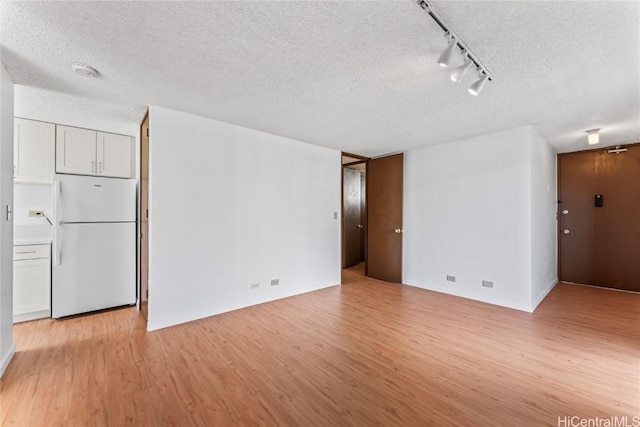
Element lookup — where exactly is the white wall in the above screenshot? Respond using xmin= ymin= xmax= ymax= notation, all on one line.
xmin=0 ymin=64 xmax=15 ymax=377
xmin=404 ymin=126 xmax=557 ymax=312
xmin=404 ymin=127 xmax=534 ymax=311
xmin=147 ymin=106 xmax=341 ymax=331
xmin=14 ymin=183 xmax=52 ymax=229
xmin=530 ymin=129 xmax=558 ymax=310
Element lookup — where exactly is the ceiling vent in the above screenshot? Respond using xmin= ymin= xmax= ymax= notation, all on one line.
xmin=72 ymin=63 xmax=99 ymax=78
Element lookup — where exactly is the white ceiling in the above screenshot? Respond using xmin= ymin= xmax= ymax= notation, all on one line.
xmin=1 ymin=1 xmax=638 ymax=156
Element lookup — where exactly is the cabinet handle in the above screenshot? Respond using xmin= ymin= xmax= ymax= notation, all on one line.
xmin=15 ymin=250 xmax=36 ymax=254
xmin=98 ymin=161 xmax=102 ymax=174
xmin=91 ymin=161 xmax=96 ymax=173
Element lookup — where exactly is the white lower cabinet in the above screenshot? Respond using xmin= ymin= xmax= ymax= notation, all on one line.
xmin=13 ymin=244 xmax=51 ymax=323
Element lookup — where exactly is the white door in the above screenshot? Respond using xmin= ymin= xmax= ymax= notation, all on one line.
xmin=56 ymin=125 xmax=96 ymax=175
xmin=52 ymin=222 xmax=136 ymax=318
xmin=55 ymin=174 xmax=136 ymax=223
xmin=14 ymin=118 xmax=55 ymax=184
xmin=96 ymin=132 xmax=133 ymax=178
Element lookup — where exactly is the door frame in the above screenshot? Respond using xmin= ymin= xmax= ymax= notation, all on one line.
xmin=138 ymin=111 xmax=149 ymax=321
xmin=341 ymin=152 xmax=369 ymax=274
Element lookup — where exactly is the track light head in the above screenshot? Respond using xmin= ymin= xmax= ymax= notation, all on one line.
xmin=450 ymin=57 xmax=473 ymax=82
xmin=468 ymin=72 xmax=489 ymax=96
xmin=437 ymin=34 xmax=457 ymax=68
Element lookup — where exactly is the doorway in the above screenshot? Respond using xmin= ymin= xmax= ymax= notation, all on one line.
xmin=558 ymin=144 xmax=640 ymax=292
xmin=342 ymin=153 xmax=367 ymax=272
xmin=139 ymin=113 xmax=149 ymax=320
xmin=341 ymin=152 xmax=404 ymax=284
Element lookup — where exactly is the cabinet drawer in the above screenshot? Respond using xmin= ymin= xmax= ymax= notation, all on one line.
xmin=13 ymin=244 xmax=50 ymax=260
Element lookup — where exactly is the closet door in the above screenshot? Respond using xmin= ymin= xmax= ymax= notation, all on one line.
xmin=367 ymin=153 xmax=403 ymax=283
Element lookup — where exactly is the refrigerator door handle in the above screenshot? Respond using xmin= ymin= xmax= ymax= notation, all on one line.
xmin=53 ymin=181 xmax=61 ymax=266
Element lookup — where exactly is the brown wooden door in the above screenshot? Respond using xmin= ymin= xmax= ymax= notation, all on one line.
xmin=140 ymin=113 xmax=149 ymax=319
xmin=343 ymin=167 xmax=363 ymax=268
xmin=558 ymin=145 xmax=640 ymax=291
xmin=367 ymin=153 xmax=403 ymax=283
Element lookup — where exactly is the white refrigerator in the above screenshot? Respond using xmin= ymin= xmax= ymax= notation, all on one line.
xmin=52 ymin=174 xmax=137 ymax=318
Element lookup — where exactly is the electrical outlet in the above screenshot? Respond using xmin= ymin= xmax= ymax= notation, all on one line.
xmin=446 ymin=275 xmax=456 ymax=282
xmin=250 ymin=282 xmax=260 ymax=289
xmin=270 ymin=279 xmax=279 ymax=286
xmin=28 ymin=210 xmax=44 ymax=217
xmin=482 ymin=280 xmax=494 ymax=288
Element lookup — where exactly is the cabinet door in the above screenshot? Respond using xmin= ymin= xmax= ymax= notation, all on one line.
xmin=14 ymin=118 xmax=55 ymax=184
xmin=56 ymin=125 xmax=97 ymax=175
xmin=96 ymin=132 xmax=133 ymax=178
xmin=13 ymin=257 xmax=51 ymax=316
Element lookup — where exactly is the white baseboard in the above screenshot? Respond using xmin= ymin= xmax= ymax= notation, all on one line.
xmin=13 ymin=309 xmax=50 ymax=323
xmin=531 ymin=277 xmax=558 ymax=311
xmin=0 ymin=342 xmax=16 ymax=378
xmin=404 ymin=280 xmax=531 ymax=313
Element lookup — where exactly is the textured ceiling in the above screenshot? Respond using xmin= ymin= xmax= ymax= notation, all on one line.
xmin=1 ymin=1 xmax=638 ymax=156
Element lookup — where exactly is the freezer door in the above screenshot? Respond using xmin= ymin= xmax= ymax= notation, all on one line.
xmin=54 ymin=174 xmax=136 ymax=223
xmin=52 ymin=222 xmax=136 ymax=318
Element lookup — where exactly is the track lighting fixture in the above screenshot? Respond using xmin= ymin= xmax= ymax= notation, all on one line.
xmin=450 ymin=56 xmax=473 ymax=82
xmin=437 ymin=34 xmax=457 ymax=68
xmin=468 ymin=72 xmax=489 ymax=96
xmin=586 ymin=129 xmax=600 ymax=145
xmin=417 ymin=0 xmax=494 ymax=96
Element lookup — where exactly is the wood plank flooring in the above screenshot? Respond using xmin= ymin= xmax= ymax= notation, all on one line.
xmin=1 ymin=266 xmax=638 ymax=426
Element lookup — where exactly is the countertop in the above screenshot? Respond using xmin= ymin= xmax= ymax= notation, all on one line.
xmin=14 ymin=237 xmax=51 ymax=246
xmin=14 ymin=225 xmax=52 ymax=246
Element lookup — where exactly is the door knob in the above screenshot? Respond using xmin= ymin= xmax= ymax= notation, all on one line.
xmin=562 ymin=210 xmax=569 ymax=214
xmin=394 ymin=228 xmax=403 ymax=234
xmin=563 ymin=229 xmax=570 ymax=235
xmin=357 ymin=224 xmax=364 ymax=229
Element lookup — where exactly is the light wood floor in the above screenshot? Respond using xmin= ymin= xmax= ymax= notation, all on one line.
xmin=1 ymin=266 xmax=638 ymax=426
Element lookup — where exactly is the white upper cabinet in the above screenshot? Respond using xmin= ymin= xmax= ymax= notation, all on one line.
xmin=56 ymin=125 xmax=133 ymax=178
xmin=14 ymin=118 xmax=55 ymax=184
xmin=56 ymin=125 xmax=97 ymax=175
xmin=97 ymin=131 xmax=134 ymax=178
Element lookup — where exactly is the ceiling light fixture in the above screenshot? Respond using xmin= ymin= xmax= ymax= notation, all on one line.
xmin=417 ymin=0 xmax=494 ymax=96
xmin=450 ymin=55 xmax=473 ymax=82
xmin=586 ymin=129 xmax=601 ymax=145
xmin=437 ymin=34 xmax=457 ymax=68
xmin=72 ymin=63 xmax=99 ymax=78
xmin=468 ymin=71 xmax=489 ymax=96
